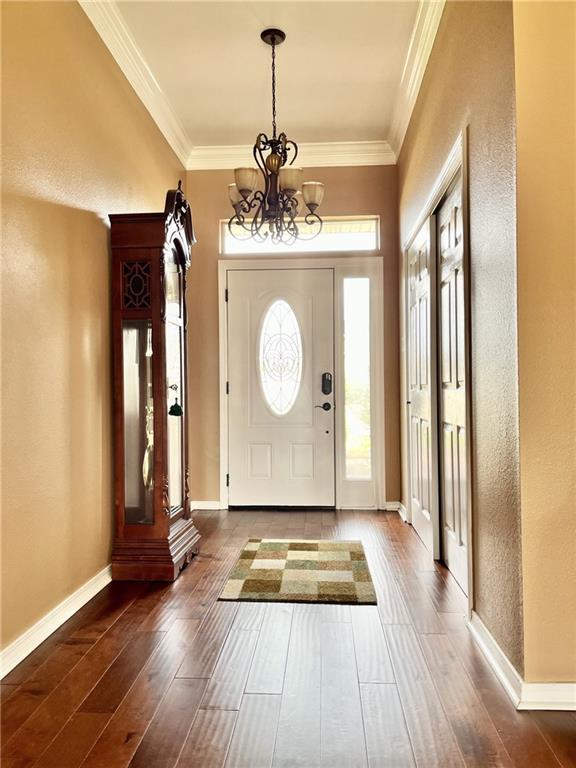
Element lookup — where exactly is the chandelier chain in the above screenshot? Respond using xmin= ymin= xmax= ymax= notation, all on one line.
xmin=271 ymin=36 xmax=277 ymax=139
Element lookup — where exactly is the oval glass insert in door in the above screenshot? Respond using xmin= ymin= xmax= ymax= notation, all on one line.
xmin=258 ymin=299 xmax=303 ymax=416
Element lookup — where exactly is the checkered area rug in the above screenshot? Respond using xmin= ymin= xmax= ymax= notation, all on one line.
xmin=218 ymin=539 xmax=377 ymax=605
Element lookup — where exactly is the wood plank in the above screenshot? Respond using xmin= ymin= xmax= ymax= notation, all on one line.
xmin=393 ymin=574 xmax=444 ymax=634
xmin=176 ymin=709 xmax=237 ymax=768
xmin=360 ymin=684 xmax=416 ymax=767
xmin=80 ymin=631 xmax=165 ymax=713
xmin=363 ymin=547 xmax=412 ymax=625
xmin=231 ymin=602 xmax=266 ymax=631
xmin=320 ymin=622 xmax=367 ymax=767
xmin=440 ymin=612 xmax=563 ymax=768
xmin=224 ymin=694 xmax=281 ymax=768
xmin=246 ymin=604 xmax=293 ymax=694
xmin=33 ymin=712 xmax=110 ymax=768
xmin=129 ymin=678 xmax=207 ymax=768
xmin=176 ymin=601 xmax=238 ymax=678
xmin=1 ymin=684 xmax=19 ymax=701
xmin=530 ymin=711 xmax=576 ymax=768
xmin=1 ymin=637 xmax=96 ymax=742
xmin=80 ymin=619 xmax=203 ymax=768
xmin=351 ymin=606 xmax=395 ymax=683
xmin=419 ymin=633 xmax=513 ymax=767
xmin=385 ymin=625 xmax=465 ymax=767
xmin=0 ymin=583 xmax=142 ymax=686
xmin=176 ymin=549 xmax=240 ymax=620
xmin=273 ymin=607 xmax=322 ymax=768
xmin=415 ymin=570 xmax=467 ymax=614
xmin=317 ymin=604 xmax=351 ymax=623
xmin=201 ymin=630 xmax=259 ymax=710
xmin=2 ymin=594 xmax=176 ymax=763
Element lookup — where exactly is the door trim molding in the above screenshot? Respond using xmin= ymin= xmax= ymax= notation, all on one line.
xmin=403 ymin=133 xmax=465 ymax=252
xmin=218 ymin=256 xmax=386 ymax=510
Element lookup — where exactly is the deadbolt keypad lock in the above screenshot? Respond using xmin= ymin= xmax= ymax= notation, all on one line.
xmin=322 ymin=372 xmax=333 ymax=395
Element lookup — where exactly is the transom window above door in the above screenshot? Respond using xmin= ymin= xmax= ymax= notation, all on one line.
xmin=220 ymin=216 xmax=380 ymax=255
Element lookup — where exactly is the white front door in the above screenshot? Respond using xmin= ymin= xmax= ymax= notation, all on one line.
xmin=227 ymin=268 xmax=335 ymax=506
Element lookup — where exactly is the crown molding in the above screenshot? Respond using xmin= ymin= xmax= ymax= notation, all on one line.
xmin=187 ymin=141 xmax=395 ymax=170
xmin=79 ymin=0 xmax=192 ymax=166
xmin=80 ymin=1 xmax=409 ymax=169
xmin=389 ymin=0 xmax=446 ymax=156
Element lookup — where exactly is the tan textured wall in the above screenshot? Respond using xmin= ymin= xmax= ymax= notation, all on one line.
xmin=514 ymin=1 xmax=576 ymax=682
xmin=1 ymin=2 xmax=183 ymax=648
xmin=186 ymin=166 xmax=400 ymax=503
xmin=398 ymin=2 xmax=523 ymax=671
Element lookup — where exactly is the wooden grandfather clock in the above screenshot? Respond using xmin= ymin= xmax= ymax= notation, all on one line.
xmin=110 ymin=183 xmax=200 ymax=580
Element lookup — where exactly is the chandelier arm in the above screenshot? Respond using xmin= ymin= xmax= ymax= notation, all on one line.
xmin=228 ymin=215 xmax=253 ymax=241
xmin=253 ymin=138 xmax=270 ymax=194
xmin=299 ymin=210 xmax=323 ymax=240
xmin=275 ymin=192 xmax=299 ymax=245
xmin=254 ymin=136 xmax=275 ymax=218
xmin=228 ymin=191 xmax=268 ymax=241
xmin=285 ymin=139 xmax=298 ymax=166
xmin=251 ymin=191 xmax=268 ymax=241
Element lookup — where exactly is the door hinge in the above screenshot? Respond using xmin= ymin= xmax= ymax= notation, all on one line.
xmin=225 ymin=288 xmax=229 ymax=302
xmin=226 ymin=473 xmax=230 ymax=487
xmin=226 ymin=381 xmax=229 ymax=395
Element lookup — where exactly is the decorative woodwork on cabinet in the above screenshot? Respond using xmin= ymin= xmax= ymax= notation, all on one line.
xmin=110 ymin=184 xmax=200 ymax=580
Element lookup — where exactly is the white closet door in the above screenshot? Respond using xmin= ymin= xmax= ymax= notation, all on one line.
xmin=407 ymin=220 xmax=439 ymax=555
xmin=438 ymin=174 xmax=469 ymax=594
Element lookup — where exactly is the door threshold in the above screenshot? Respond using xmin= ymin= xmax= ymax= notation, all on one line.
xmin=228 ymin=505 xmax=336 ymax=511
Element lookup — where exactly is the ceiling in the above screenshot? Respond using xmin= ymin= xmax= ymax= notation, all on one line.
xmin=81 ymin=1 xmax=445 ymax=168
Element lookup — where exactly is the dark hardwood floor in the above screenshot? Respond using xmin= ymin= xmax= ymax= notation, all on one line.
xmin=1 ymin=510 xmax=574 ymax=767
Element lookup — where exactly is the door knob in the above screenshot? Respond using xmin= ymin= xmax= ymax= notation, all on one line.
xmin=315 ymin=402 xmax=332 ymax=411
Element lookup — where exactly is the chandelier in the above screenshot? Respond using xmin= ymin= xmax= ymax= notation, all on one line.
xmin=228 ymin=28 xmax=325 ymax=245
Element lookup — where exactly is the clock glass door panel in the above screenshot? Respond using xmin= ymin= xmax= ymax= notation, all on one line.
xmin=166 ymin=295 xmax=184 ymax=513
xmin=122 ymin=319 xmax=154 ymax=525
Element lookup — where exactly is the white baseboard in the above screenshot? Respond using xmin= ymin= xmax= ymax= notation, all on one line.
xmin=468 ymin=611 xmax=576 ymax=711
xmin=190 ymin=500 xmax=224 ymax=511
xmin=0 ymin=565 xmax=112 ymax=678
xmin=384 ymin=501 xmax=408 ymax=522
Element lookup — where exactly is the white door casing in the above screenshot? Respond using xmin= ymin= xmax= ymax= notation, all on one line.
xmin=227 ymin=268 xmax=335 ymax=506
xmin=438 ymin=174 xmax=469 ymax=594
xmin=407 ymin=219 xmax=440 ymax=556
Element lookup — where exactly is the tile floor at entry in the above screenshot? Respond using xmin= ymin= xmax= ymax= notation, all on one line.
xmin=1 ymin=510 xmax=575 ymax=768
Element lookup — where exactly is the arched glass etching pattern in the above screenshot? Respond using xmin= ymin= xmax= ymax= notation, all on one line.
xmin=259 ymin=300 xmax=303 ymax=416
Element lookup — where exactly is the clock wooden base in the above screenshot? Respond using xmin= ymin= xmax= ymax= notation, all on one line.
xmin=111 ymin=518 xmax=201 ymax=581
